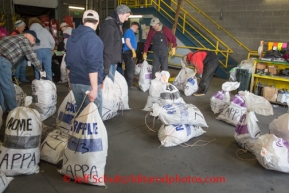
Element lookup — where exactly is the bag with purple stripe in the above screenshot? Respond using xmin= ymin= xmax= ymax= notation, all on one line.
xmin=234 ymin=111 xmax=261 ymax=153
xmin=253 ymin=134 xmax=289 ymax=173
xmin=217 ymin=94 xmax=247 ymax=126
xmin=56 ymin=90 xmax=77 ymax=134
xmin=138 ymin=60 xmax=152 ymax=92
xmin=61 ymin=102 xmax=108 ymax=186
xmin=234 ymin=91 xmax=273 ymax=152
xmin=210 ymin=82 xmax=240 ymax=114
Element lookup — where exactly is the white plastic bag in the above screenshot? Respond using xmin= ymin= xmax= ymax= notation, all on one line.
xmin=0 ymin=171 xmax=13 ymax=193
xmin=114 ymin=71 xmax=130 ymax=110
xmin=0 ymin=97 xmax=42 ymax=176
xmin=210 ymin=82 xmax=240 ymax=114
xmin=234 ymin=111 xmax=261 ymax=153
xmin=269 ymin=100 xmax=289 ymax=141
xmin=61 ymin=102 xmax=108 ymax=186
xmin=158 ymin=124 xmax=206 ymax=147
xmin=102 ymin=77 xmax=119 ymax=121
xmin=138 ymin=60 xmax=152 ymax=92
xmin=135 ymin=63 xmax=142 ymax=75
xmin=172 ymin=60 xmax=193 ymax=91
xmin=60 ymin=54 xmax=68 ymax=83
xmin=253 ymin=134 xmax=289 ymax=173
xmin=14 ymin=84 xmax=26 ymax=107
xmin=151 ymin=103 xmax=208 ymax=127
xmin=40 ymin=130 xmax=68 ymax=164
xmin=240 ymin=91 xmax=273 ymax=116
xmin=31 ymin=79 xmax=57 ymax=121
xmin=160 ymin=83 xmax=186 ymax=105
xmin=184 ymin=77 xmax=198 ymax=96
xmin=217 ymin=94 xmax=247 ymax=126
xmin=56 ymin=90 xmax=77 ymax=134
xmin=143 ymin=71 xmax=169 ymax=111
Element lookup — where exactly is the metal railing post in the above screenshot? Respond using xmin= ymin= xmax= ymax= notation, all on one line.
xmin=182 ymin=13 xmax=186 ymax=34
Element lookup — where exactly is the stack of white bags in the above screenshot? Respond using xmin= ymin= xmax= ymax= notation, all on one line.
xmin=144 ymin=71 xmax=208 ymax=147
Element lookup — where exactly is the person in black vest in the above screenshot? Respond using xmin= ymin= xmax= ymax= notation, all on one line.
xmin=143 ymin=17 xmax=177 ymax=79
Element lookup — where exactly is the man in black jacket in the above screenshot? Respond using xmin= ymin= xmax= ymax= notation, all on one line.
xmin=99 ymin=4 xmax=131 ymax=82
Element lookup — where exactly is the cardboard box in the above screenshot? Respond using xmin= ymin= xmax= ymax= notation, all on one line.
xmin=263 ymin=87 xmax=278 ymax=102
xmin=256 ymin=63 xmax=267 ymax=70
xmin=268 ymin=66 xmax=278 ymax=75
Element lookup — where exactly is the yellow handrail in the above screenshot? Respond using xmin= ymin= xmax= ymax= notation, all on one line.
xmin=118 ymin=0 xmax=242 ymax=68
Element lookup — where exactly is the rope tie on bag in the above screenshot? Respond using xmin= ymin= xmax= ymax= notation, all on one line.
xmin=236 ymin=149 xmax=256 ymax=161
xmin=158 ymin=130 xmax=215 ymax=148
xmin=145 ymin=112 xmax=157 ymax=132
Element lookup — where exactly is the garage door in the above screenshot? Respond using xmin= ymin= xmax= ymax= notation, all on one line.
xmin=13 ymin=0 xmax=58 ymax=8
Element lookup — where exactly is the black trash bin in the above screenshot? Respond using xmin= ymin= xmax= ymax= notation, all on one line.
xmin=236 ymin=69 xmax=252 ymax=92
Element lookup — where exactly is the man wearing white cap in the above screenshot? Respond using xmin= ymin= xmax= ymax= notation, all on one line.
xmin=65 ymin=10 xmax=104 ymax=115
xmin=59 ymin=22 xmax=72 ymax=49
xmin=143 ymin=17 xmax=177 ymax=79
xmin=11 ymin=20 xmax=30 ymax=83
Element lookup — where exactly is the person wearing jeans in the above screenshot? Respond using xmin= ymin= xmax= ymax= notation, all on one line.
xmin=29 ymin=17 xmax=55 ymax=80
xmin=66 ymin=10 xmax=104 ymax=115
xmin=11 ymin=20 xmax=30 ymax=83
xmin=33 ymin=48 xmax=53 ymax=80
xmin=143 ymin=17 xmax=177 ymax=79
xmin=123 ymin=22 xmax=139 ymax=90
xmin=0 ymin=30 xmax=44 ymax=113
xmin=100 ymin=4 xmax=131 ymax=82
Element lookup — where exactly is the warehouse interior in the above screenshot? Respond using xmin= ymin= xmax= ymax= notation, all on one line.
xmin=0 ymin=0 xmax=289 ymax=192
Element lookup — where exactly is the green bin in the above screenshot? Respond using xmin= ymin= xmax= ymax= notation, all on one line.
xmin=236 ymin=69 xmax=252 ymax=92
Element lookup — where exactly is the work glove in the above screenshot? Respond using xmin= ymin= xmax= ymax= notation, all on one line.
xmin=40 ymin=70 xmax=46 ymax=78
xmin=143 ymin=52 xmax=147 ymax=60
xmin=132 ymin=49 xmax=136 ymax=58
xmin=169 ymin=47 xmax=176 ymax=56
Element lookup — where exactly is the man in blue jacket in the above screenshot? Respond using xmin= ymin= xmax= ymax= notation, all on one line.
xmin=123 ymin=22 xmax=139 ymax=90
xmin=65 ymin=10 xmax=104 ymax=115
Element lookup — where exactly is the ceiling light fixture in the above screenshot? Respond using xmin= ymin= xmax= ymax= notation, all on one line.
xmin=69 ymin=6 xmax=85 ymax=10
xmin=129 ymin=15 xmax=143 ymax=18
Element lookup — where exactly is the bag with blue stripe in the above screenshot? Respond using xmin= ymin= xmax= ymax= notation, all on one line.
xmin=61 ymin=102 xmax=108 ymax=186
xmin=0 ymin=96 xmax=42 ymax=176
xmin=56 ymin=90 xmax=77 ymax=134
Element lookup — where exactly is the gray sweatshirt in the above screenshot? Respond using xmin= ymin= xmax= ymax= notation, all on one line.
xmin=29 ymin=23 xmax=55 ymax=50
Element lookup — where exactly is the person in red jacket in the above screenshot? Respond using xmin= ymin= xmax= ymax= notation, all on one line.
xmin=143 ymin=17 xmax=177 ymax=79
xmin=183 ymin=51 xmax=219 ymax=96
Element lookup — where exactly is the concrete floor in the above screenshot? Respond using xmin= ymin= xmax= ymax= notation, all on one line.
xmin=1 ymin=69 xmax=288 ymax=193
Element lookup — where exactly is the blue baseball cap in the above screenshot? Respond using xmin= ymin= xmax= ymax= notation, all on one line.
xmin=24 ymin=30 xmax=40 ymax=43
